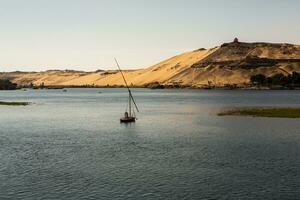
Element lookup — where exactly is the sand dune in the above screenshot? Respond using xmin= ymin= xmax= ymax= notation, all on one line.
xmin=1 ymin=40 xmax=300 ymax=88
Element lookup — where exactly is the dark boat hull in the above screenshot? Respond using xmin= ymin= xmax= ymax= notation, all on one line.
xmin=120 ymin=117 xmax=136 ymax=123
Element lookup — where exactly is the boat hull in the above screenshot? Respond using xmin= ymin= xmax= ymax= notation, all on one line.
xmin=120 ymin=117 xmax=136 ymax=123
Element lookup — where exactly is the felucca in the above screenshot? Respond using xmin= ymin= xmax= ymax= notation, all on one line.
xmin=115 ymin=58 xmax=139 ymax=123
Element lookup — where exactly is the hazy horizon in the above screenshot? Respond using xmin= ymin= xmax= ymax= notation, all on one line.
xmin=1 ymin=0 xmax=300 ymax=72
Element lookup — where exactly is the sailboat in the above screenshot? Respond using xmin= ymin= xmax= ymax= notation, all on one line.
xmin=115 ymin=58 xmax=139 ymax=123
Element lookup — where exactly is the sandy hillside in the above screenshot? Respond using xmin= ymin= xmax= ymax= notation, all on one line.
xmin=1 ymin=40 xmax=300 ymax=88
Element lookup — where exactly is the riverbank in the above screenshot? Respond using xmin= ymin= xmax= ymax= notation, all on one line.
xmin=218 ymin=107 xmax=300 ymax=118
xmin=19 ymin=83 xmax=300 ymax=90
xmin=0 ymin=101 xmax=30 ymax=106
xmin=1 ymin=41 xmax=300 ymax=90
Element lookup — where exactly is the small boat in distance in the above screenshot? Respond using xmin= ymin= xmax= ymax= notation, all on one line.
xmin=115 ymin=58 xmax=139 ymax=123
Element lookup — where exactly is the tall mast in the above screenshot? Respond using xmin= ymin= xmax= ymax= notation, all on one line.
xmin=114 ymin=58 xmax=139 ymax=113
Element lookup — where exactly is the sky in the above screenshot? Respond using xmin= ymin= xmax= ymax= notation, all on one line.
xmin=0 ymin=0 xmax=300 ymax=71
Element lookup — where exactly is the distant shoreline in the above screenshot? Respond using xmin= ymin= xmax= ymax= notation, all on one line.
xmin=10 ymin=84 xmax=300 ymax=90
xmin=218 ymin=107 xmax=300 ymax=118
xmin=1 ymin=40 xmax=300 ymax=90
xmin=0 ymin=101 xmax=30 ymax=106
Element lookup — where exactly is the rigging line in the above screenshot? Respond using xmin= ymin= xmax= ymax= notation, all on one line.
xmin=114 ymin=58 xmax=139 ymax=112
xmin=129 ymin=91 xmax=139 ymax=113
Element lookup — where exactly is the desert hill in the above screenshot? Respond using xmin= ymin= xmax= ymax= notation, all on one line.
xmin=1 ymin=39 xmax=300 ymax=88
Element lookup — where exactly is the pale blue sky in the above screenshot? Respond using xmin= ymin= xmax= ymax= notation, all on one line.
xmin=0 ymin=0 xmax=299 ymax=71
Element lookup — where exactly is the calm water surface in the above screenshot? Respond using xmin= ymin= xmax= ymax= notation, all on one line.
xmin=0 ymin=89 xmax=300 ymax=199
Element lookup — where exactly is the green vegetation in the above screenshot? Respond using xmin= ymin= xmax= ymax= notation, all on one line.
xmin=250 ymin=72 xmax=300 ymax=88
xmin=144 ymin=82 xmax=165 ymax=89
xmin=0 ymin=79 xmax=17 ymax=90
xmin=0 ymin=101 xmax=30 ymax=106
xmin=143 ymin=82 xmax=188 ymax=89
xmin=218 ymin=107 xmax=300 ymax=118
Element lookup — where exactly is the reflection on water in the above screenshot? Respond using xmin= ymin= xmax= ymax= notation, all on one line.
xmin=0 ymin=89 xmax=300 ymax=199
